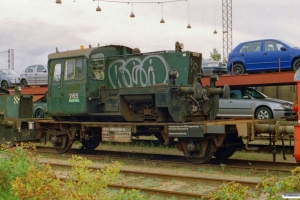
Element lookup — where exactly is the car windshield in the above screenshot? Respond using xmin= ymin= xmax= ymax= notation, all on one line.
xmin=0 ymin=69 xmax=19 ymax=76
xmin=244 ymin=88 xmax=267 ymax=99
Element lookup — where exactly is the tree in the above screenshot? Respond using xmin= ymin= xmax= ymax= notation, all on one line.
xmin=210 ymin=48 xmax=221 ymax=61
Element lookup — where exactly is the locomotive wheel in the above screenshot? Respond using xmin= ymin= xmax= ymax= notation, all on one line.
xmin=50 ymin=132 xmax=73 ymax=154
xmin=82 ymin=137 xmax=101 ymax=151
xmin=180 ymin=140 xmax=214 ymax=164
xmin=213 ymin=135 xmax=237 ymax=160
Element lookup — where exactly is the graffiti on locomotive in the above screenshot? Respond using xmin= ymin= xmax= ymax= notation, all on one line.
xmin=108 ymin=55 xmax=169 ymax=88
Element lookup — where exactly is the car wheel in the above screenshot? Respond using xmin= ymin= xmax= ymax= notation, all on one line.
xmin=255 ymin=107 xmax=273 ymax=119
xmin=20 ymin=79 xmax=28 ymax=88
xmin=1 ymin=81 xmax=8 ymax=89
xmin=35 ymin=109 xmax=44 ymax=118
xmin=293 ymin=59 xmax=300 ymax=71
xmin=232 ymin=63 xmax=245 ymax=75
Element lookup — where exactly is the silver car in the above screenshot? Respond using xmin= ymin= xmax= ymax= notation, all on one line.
xmin=218 ymin=87 xmax=296 ymax=119
xmin=202 ymin=59 xmax=228 ymax=75
xmin=20 ymin=64 xmax=48 ymax=87
xmin=0 ymin=69 xmax=20 ymax=89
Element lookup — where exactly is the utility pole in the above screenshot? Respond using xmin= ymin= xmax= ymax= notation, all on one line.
xmin=8 ymin=49 xmax=14 ymax=70
xmin=222 ymin=0 xmax=232 ymax=63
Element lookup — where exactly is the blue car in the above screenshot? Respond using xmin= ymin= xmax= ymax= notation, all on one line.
xmin=227 ymin=39 xmax=300 ymax=75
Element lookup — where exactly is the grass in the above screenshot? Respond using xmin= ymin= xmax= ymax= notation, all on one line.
xmin=144 ymin=178 xmax=158 ymax=187
xmin=182 ymin=167 xmax=190 ymax=172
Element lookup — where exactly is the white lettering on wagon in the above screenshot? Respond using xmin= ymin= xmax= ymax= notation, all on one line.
xmin=102 ymin=127 xmax=132 ymax=142
xmin=168 ymin=125 xmax=202 ymax=136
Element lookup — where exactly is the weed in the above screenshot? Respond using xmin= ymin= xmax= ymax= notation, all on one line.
xmin=0 ymin=144 xmax=149 ymax=200
xmin=204 ymin=182 xmax=255 ymax=200
xmin=144 ymin=178 xmax=158 ymax=187
xmin=197 ymin=167 xmax=205 ymax=173
xmin=0 ymin=145 xmax=38 ymax=199
xmin=220 ymin=163 xmax=226 ymax=172
xmin=182 ymin=167 xmax=190 ymax=172
xmin=120 ymin=161 xmax=127 ymax=166
xmin=165 ymin=197 xmax=177 ymax=200
xmin=256 ymin=167 xmax=300 ymax=199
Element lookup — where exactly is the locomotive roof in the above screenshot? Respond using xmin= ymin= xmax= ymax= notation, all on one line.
xmin=48 ymin=45 xmax=133 ymax=60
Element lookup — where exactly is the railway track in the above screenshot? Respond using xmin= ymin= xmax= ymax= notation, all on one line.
xmin=39 ymin=158 xmax=260 ymax=199
xmin=106 ymin=138 xmax=296 ymax=153
xmin=36 ymin=145 xmax=298 ymax=175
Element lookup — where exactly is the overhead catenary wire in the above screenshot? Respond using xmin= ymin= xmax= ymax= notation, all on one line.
xmin=94 ymin=0 xmax=186 ymax=3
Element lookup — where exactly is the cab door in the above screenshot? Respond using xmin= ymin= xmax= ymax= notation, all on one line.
xmin=61 ymin=58 xmax=87 ymax=114
xmin=48 ymin=61 xmax=63 ymax=114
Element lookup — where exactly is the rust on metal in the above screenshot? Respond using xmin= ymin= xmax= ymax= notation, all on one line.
xmin=20 ymin=86 xmax=48 ymax=95
xmin=201 ymin=71 xmax=296 ymax=87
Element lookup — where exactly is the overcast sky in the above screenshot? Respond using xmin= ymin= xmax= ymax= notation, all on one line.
xmin=0 ymin=0 xmax=299 ymax=72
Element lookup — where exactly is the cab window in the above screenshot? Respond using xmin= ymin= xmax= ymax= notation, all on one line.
xmin=65 ymin=60 xmax=75 ymax=80
xmin=53 ymin=64 xmax=61 ymax=82
xmin=75 ymin=59 xmax=85 ymax=80
xmin=90 ymin=53 xmax=105 ymax=80
xmin=64 ymin=59 xmax=86 ymax=81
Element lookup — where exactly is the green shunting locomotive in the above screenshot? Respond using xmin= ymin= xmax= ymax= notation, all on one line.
xmin=47 ymin=42 xmax=229 ymax=122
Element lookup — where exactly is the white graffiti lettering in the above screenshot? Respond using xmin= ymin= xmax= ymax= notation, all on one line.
xmin=108 ymin=55 xmax=169 ymax=88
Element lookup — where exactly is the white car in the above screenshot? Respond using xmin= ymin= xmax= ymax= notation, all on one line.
xmin=218 ymin=87 xmax=296 ymax=119
xmin=20 ymin=65 xmax=48 ymax=87
xmin=0 ymin=69 xmax=20 ymax=89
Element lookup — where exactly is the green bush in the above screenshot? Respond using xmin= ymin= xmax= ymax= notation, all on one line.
xmin=0 ymin=143 xmax=38 ymax=199
xmin=1 ymin=146 xmax=147 ymax=200
xmin=256 ymin=167 xmax=300 ymax=199
xmin=204 ymin=181 xmax=255 ymax=200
